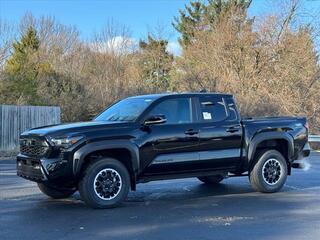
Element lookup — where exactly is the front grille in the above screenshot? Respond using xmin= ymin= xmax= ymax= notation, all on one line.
xmin=20 ymin=137 xmax=49 ymax=157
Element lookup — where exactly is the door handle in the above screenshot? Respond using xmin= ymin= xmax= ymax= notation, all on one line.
xmin=226 ymin=126 xmax=240 ymax=133
xmin=185 ymin=129 xmax=199 ymax=135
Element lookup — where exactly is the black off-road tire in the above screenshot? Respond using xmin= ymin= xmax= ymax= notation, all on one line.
xmin=249 ymin=150 xmax=288 ymax=193
xmin=37 ymin=183 xmax=76 ymax=199
xmin=78 ymin=158 xmax=130 ymax=209
xmin=198 ymin=175 xmax=224 ymax=184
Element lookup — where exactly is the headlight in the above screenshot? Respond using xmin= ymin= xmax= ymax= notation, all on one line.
xmin=49 ymin=135 xmax=84 ymax=149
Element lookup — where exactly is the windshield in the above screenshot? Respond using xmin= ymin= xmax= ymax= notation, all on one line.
xmin=94 ymin=97 xmax=155 ymax=122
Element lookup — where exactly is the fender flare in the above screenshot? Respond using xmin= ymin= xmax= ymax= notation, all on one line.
xmin=72 ymin=140 xmax=140 ymax=176
xmin=247 ymin=131 xmax=294 ymax=163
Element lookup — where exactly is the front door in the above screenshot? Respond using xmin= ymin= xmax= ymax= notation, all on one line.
xmin=139 ymin=97 xmax=200 ymax=176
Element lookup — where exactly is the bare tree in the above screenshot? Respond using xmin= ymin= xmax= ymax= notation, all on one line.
xmin=1 ymin=2 xmax=320 ymax=131
xmin=0 ymin=19 xmax=15 ymax=67
xmin=91 ymin=19 xmax=135 ymax=55
xmin=85 ymin=20 xmax=140 ymax=113
xmin=174 ymin=0 xmax=320 ymax=132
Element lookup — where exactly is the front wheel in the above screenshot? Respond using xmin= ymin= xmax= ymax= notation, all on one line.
xmin=37 ymin=183 xmax=76 ymax=199
xmin=249 ymin=150 xmax=288 ymax=193
xmin=78 ymin=158 xmax=130 ymax=209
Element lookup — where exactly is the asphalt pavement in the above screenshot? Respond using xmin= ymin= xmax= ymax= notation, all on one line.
xmin=1 ymin=154 xmax=320 ymax=240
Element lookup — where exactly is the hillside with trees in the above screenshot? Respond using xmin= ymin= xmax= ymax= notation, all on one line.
xmin=0 ymin=0 xmax=319 ymax=132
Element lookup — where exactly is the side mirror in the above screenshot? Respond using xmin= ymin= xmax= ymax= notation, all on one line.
xmin=144 ymin=114 xmax=167 ymax=125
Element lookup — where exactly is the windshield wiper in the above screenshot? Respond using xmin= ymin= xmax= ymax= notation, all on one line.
xmin=106 ymin=115 xmax=134 ymax=122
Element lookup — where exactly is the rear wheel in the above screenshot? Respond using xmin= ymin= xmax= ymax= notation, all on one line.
xmin=78 ymin=158 xmax=130 ymax=209
xmin=249 ymin=150 xmax=288 ymax=193
xmin=37 ymin=183 xmax=76 ymax=199
xmin=198 ymin=175 xmax=224 ymax=184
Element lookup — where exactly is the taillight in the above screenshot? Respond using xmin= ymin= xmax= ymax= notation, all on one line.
xmin=304 ymin=121 xmax=309 ymax=131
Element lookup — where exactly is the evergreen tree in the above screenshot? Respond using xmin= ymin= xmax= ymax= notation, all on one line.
xmin=139 ymin=35 xmax=174 ymax=91
xmin=173 ymin=0 xmax=252 ymax=46
xmin=4 ymin=26 xmax=41 ymax=104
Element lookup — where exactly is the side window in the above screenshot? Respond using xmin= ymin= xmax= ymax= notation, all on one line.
xmin=199 ymin=96 xmax=227 ymax=122
xmin=148 ymin=98 xmax=192 ymax=124
xmin=225 ymin=98 xmax=238 ymax=121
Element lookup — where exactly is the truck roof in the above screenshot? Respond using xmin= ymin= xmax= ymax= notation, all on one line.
xmin=131 ymin=92 xmax=233 ymax=99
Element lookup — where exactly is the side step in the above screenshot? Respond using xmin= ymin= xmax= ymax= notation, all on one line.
xmin=228 ymin=172 xmax=248 ymax=177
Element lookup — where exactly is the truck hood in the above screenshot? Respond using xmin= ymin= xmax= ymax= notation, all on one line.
xmin=21 ymin=121 xmax=132 ymax=137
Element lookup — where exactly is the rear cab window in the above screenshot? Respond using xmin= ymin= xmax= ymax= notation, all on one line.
xmin=198 ymin=95 xmax=239 ymax=122
xmin=198 ymin=96 xmax=228 ymax=122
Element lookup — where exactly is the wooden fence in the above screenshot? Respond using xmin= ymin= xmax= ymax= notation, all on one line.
xmin=0 ymin=105 xmax=61 ymax=151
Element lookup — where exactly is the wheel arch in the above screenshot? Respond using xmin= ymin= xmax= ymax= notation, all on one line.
xmin=73 ymin=140 xmax=140 ymax=190
xmin=247 ymin=132 xmax=294 ymax=170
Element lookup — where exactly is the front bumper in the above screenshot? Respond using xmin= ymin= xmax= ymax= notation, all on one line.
xmin=17 ymin=155 xmax=47 ymax=182
xmin=17 ymin=154 xmax=72 ymax=183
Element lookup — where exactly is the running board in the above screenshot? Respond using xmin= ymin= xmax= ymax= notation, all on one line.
xmin=227 ymin=172 xmax=248 ymax=177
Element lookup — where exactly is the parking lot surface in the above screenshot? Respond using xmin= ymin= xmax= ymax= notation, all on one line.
xmin=1 ymin=153 xmax=320 ymax=240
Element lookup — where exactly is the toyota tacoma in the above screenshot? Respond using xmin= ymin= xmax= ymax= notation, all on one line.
xmin=17 ymin=92 xmax=310 ymax=208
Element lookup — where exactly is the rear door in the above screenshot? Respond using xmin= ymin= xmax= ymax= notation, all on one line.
xmin=197 ymin=95 xmax=242 ymax=170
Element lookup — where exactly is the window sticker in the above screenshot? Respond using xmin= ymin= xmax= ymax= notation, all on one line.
xmin=203 ymin=112 xmax=212 ymax=120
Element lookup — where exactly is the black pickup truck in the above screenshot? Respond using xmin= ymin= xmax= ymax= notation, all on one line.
xmin=17 ymin=92 xmax=310 ymax=208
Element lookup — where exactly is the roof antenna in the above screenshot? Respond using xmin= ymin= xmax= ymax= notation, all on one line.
xmin=199 ymin=89 xmax=207 ymax=93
